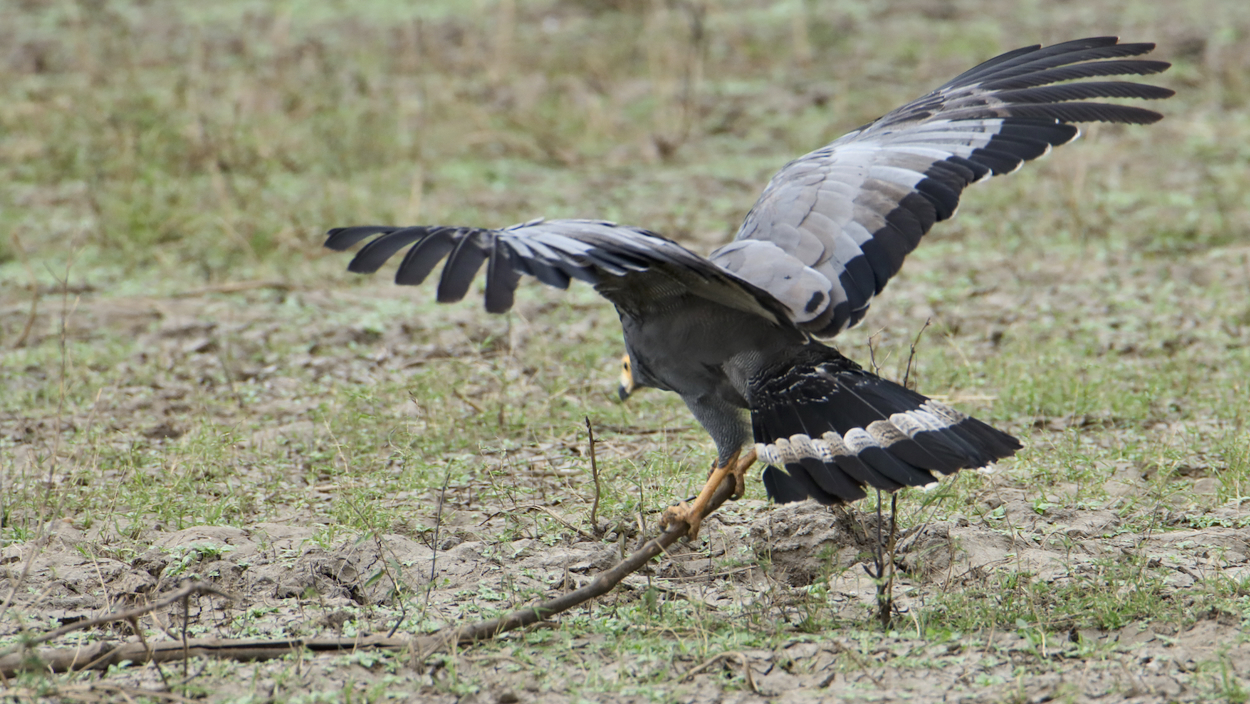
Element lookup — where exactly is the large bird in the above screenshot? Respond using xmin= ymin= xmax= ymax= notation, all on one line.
xmin=326 ymin=37 xmax=1172 ymax=538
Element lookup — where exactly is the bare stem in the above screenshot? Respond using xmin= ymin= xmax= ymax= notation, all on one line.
xmin=586 ymin=416 xmax=602 ymax=534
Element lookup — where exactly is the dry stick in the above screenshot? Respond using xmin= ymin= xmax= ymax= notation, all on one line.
xmin=681 ymin=651 xmax=758 ymax=693
xmin=0 ymin=635 xmax=415 ymax=678
xmin=421 ymin=464 xmax=453 ymax=626
xmin=480 ymin=504 xmax=597 ymax=543
xmin=863 ymin=318 xmax=927 ymax=627
xmin=592 ymin=423 xmax=695 ymax=436
xmin=866 ymin=328 xmax=885 ymax=376
xmin=451 ymin=387 xmax=485 ymax=414
xmin=213 ymin=342 xmax=245 ymax=410
xmin=3 ymin=473 xmax=738 ymax=676
xmin=2 ymin=684 xmax=199 ymax=704
xmin=8 ymin=231 xmax=38 ymax=350
xmin=180 ymin=584 xmax=192 ymax=678
xmin=585 ymin=416 xmax=602 ymax=534
xmin=127 ymin=614 xmax=176 ymax=691
xmin=0 ymin=582 xmax=231 ymax=664
xmin=410 ymin=468 xmax=737 ymax=654
xmin=881 ymin=493 xmax=899 ymax=629
xmin=11 ymin=279 xmax=38 ymax=350
xmin=902 ymin=318 xmax=931 ymax=388
xmin=862 ymin=490 xmax=898 ymax=630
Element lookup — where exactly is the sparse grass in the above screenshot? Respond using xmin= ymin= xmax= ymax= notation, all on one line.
xmin=3 ymin=0 xmax=1250 ymax=701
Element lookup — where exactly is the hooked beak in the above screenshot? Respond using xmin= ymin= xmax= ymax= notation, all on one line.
xmin=618 ymin=354 xmax=637 ymax=402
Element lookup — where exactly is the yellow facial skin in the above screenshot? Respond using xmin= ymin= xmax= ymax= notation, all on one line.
xmin=617 ymin=354 xmax=637 ymax=401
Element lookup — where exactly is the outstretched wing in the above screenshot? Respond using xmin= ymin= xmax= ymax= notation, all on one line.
xmin=710 ymin=36 xmax=1173 ymax=337
xmin=325 ymin=218 xmax=794 ymax=326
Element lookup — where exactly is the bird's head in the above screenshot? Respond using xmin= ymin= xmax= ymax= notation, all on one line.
xmin=618 ymin=354 xmax=639 ymax=401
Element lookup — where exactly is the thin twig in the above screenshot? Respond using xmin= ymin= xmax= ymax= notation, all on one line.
xmin=590 ymin=423 xmax=696 ymax=436
xmin=866 ymin=328 xmax=886 ymax=376
xmin=881 ymin=495 xmax=900 ymax=630
xmin=0 ymin=582 xmax=231 ymax=661
xmin=863 ymin=491 xmax=899 ymax=630
xmin=480 ymin=504 xmax=598 ymax=543
xmin=129 ymin=614 xmax=175 ymax=691
xmin=0 ymin=684 xmax=198 ymax=703
xmin=903 ymin=318 xmax=931 ymax=388
xmin=181 ymin=587 xmax=192 ymax=678
xmin=885 ymin=493 xmax=898 ymax=626
xmin=586 ymin=416 xmax=602 ymax=534
xmin=680 ymin=651 xmax=758 ymax=693
xmin=213 ymin=342 xmax=245 ymax=409
xmin=423 ymin=464 xmax=453 ymax=623
xmin=451 ymin=387 xmax=485 ymax=414
xmin=0 ymin=635 xmax=409 ymax=677
xmin=10 ymin=230 xmax=39 ymax=349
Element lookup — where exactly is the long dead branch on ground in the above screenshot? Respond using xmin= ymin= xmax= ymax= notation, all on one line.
xmin=0 ymin=474 xmax=735 ymax=677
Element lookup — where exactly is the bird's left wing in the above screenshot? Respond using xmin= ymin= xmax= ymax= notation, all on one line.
xmin=710 ymin=37 xmax=1173 ymax=337
xmin=325 ymin=218 xmax=793 ymax=325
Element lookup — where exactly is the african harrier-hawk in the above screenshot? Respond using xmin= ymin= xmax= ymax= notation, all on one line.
xmin=326 ymin=37 xmax=1172 ymax=537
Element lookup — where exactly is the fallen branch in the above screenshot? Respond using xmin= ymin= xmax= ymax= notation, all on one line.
xmin=410 ymin=470 xmax=736 ymax=654
xmin=0 ymin=634 xmax=411 ymax=677
xmin=1 ymin=473 xmax=737 ymax=676
xmin=479 ymin=503 xmax=598 ymax=543
xmin=1 ymin=683 xmax=200 ymax=703
xmin=0 ymin=582 xmax=231 ymax=659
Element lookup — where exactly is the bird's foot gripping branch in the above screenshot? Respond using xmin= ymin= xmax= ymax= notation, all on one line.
xmin=660 ymin=448 xmax=758 ymax=539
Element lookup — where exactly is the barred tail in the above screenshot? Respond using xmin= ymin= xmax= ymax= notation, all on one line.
xmin=750 ymin=345 xmax=1020 ymax=505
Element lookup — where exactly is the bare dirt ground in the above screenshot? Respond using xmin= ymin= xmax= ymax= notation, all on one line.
xmin=5 ymin=485 xmax=1250 ymax=702
xmin=4 ymin=240 xmax=1250 ymax=702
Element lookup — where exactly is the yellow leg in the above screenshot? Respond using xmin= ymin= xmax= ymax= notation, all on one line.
xmin=661 ymin=448 xmax=758 ymax=539
xmin=729 ymin=448 xmax=757 ymax=500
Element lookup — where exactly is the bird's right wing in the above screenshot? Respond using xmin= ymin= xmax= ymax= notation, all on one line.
xmin=710 ymin=37 xmax=1173 ymax=337
xmin=325 ymin=218 xmax=794 ymax=326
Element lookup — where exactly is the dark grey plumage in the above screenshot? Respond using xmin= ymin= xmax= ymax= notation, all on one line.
xmin=326 ymin=37 xmax=1171 ymax=506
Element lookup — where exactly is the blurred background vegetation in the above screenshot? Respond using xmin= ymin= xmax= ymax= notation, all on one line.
xmin=1 ymin=0 xmax=1246 ymax=295
xmin=3 ymin=0 xmax=1250 ymax=532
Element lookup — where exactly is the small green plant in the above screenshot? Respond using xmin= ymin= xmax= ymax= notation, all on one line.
xmin=164 ymin=542 xmax=237 ymax=578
